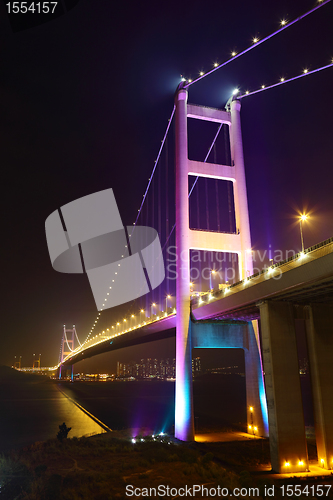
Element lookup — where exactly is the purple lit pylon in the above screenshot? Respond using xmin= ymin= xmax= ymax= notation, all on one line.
xmin=175 ymin=86 xmax=194 ymax=441
xmin=174 ymin=85 xmax=268 ymax=441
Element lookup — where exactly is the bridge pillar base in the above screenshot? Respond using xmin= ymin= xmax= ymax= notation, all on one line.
xmin=175 ymin=314 xmax=195 ymax=442
xmin=305 ymin=304 xmax=333 ymax=470
xmin=259 ymin=301 xmax=308 ymax=473
xmin=191 ymin=320 xmax=268 ymax=439
xmin=244 ymin=321 xmax=269 ymax=438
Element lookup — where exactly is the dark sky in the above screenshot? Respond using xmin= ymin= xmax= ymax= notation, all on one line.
xmin=1 ymin=0 xmax=332 ymax=371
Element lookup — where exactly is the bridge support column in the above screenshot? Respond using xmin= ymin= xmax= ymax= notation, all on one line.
xmin=70 ymin=365 xmax=74 ymax=381
xmin=244 ymin=321 xmax=269 ymax=437
xmin=230 ymin=99 xmax=253 ymax=279
xmin=174 ymin=85 xmax=194 ymax=441
xmin=305 ymin=304 xmax=333 ymax=470
xmin=259 ymin=301 xmax=308 ymax=473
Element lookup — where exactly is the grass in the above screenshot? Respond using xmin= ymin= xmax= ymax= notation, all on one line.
xmin=0 ymin=432 xmax=331 ymax=500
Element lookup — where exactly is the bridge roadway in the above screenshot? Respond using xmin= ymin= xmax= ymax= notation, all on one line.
xmin=62 ymin=237 xmax=333 ymax=367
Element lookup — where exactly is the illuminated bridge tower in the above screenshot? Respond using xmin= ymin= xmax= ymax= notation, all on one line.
xmin=59 ymin=325 xmax=76 ymax=380
xmin=174 ymin=85 xmax=267 ymax=441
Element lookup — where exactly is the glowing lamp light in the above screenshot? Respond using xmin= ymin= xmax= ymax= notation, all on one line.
xmin=254 ymin=426 xmax=258 ymax=432
xmin=199 ymin=71 xmax=204 ymax=76
xmin=214 ymin=62 xmax=218 ymax=67
xmin=248 ymin=425 xmax=252 ymax=430
xmin=249 ymin=406 xmax=253 ymax=412
xmin=181 ymin=77 xmax=186 ymax=82
xmin=300 ymin=214 xmax=308 ymax=221
xmin=252 ymin=37 xmax=259 ymax=43
xmin=245 ymin=90 xmax=249 ymax=94
xmin=280 ymin=77 xmax=285 ymax=82
xmin=232 ymin=88 xmax=239 ymax=95
xmin=188 ymin=79 xmax=192 ymax=83
xmin=199 ymin=297 xmax=203 ymax=305
xmin=131 ymin=438 xmax=136 ymax=444
xmin=281 ymin=19 xmax=287 ymax=26
xmin=261 ymin=85 xmax=265 ymax=89
xmin=284 ymin=462 xmax=290 ymax=467
xmin=303 ymin=68 xmax=308 ymax=74
xmin=321 ymin=458 xmax=325 ymax=463
xmin=231 ymin=51 xmax=237 ymax=57
xmin=298 ymin=461 xmax=304 ymax=466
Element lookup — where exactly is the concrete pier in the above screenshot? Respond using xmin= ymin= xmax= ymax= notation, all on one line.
xmin=259 ymin=301 xmax=308 ymax=473
xmin=305 ymin=304 xmax=333 ymax=470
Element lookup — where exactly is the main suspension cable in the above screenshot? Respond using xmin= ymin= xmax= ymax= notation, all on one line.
xmin=184 ymin=0 xmax=331 ymax=88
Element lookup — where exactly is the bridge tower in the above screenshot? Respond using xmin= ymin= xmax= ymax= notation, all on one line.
xmin=174 ymin=85 xmax=267 ymax=441
xmin=59 ymin=325 xmax=76 ymax=380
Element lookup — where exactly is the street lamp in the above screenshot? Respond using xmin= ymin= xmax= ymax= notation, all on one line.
xmin=165 ymin=295 xmax=171 ymax=312
xmin=151 ymin=303 xmax=156 ymax=318
xmin=299 ymin=214 xmax=309 ymax=253
xmin=210 ymin=269 xmax=216 ymax=290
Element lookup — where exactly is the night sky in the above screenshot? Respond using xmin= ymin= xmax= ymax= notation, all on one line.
xmin=1 ymin=0 xmax=332 ymax=371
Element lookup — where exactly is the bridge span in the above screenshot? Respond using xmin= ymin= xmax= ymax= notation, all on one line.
xmin=62 ymin=237 xmax=333 ymax=367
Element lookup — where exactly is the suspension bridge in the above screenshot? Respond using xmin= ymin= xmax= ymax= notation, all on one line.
xmin=32 ymin=0 xmax=333 ymax=474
